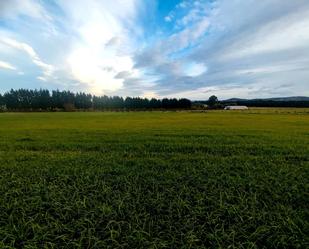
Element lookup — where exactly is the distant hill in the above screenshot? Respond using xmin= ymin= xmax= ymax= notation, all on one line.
xmin=219 ymin=96 xmax=309 ymax=107
xmin=194 ymin=96 xmax=309 ymax=108
xmin=223 ymin=96 xmax=309 ymax=102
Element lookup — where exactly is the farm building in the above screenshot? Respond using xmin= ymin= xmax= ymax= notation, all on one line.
xmin=224 ymin=106 xmax=248 ymax=110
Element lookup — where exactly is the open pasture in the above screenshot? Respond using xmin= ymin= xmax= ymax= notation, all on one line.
xmin=0 ymin=109 xmax=308 ymax=248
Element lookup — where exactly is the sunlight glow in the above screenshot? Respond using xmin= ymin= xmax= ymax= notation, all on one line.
xmin=68 ymin=47 xmax=134 ymax=94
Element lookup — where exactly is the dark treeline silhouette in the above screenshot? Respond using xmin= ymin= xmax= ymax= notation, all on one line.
xmin=0 ymin=89 xmax=191 ymax=111
xmin=222 ymin=100 xmax=309 ymax=108
xmin=194 ymin=96 xmax=309 ymax=108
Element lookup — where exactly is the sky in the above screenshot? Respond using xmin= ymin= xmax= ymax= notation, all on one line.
xmin=0 ymin=0 xmax=309 ymax=100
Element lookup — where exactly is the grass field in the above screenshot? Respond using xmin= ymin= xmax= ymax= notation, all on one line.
xmin=0 ymin=109 xmax=308 ymax=248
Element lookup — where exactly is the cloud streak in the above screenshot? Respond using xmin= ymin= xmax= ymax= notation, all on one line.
xmin=0 ymin=37 xmax=54 ymax=81
xmin=0 ymin=61 xmax=16 ymax=71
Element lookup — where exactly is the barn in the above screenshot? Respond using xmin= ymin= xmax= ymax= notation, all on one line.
xmin=224 ymin=106 xmax=248 ymax=110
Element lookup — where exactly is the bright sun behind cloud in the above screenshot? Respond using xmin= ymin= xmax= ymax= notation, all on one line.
xmin=67 ymin=47 xmax=134 ymax=94
xmin=61 ymin=0 xmax=139 ymax=94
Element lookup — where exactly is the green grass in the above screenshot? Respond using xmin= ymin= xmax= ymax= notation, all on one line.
xmin=0 ymin=110 xmax=308 ymax=248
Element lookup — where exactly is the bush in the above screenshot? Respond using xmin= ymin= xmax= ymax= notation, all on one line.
xmin=63 ymin=103 xmax=75 ymax=112
xmin=0 ymin=105 xmax=7 ymax=112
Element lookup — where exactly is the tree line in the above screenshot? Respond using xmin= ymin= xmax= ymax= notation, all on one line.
xmin=0 ymin=89 xmax=192 ymax=111
xmin=195 ymin=95 xmax=309 ymax=108
xmin=226 ymin=100 xmax=309 ymax=108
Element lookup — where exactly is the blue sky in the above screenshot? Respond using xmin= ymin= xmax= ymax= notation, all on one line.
xmin=0 ymin=0 xmax=309 ymax=99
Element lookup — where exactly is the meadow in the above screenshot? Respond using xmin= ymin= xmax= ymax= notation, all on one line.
xmin=0 ymin=109 xmax=308 ymax=248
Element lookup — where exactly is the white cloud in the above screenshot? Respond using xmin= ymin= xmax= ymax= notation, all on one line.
xmin=135 ymin=17 xmax=210 ymax=69
xmin=133 ymin=16 xmax=210 ymax=95
xmin=221 ymin=9 xmax=309 ymax=61
xmin=184 ymin=62 xmax=207 ymax=77
xmin=0 ymin=37 xmax=37 ymax=58
xmin=67 ymin=47 xmax=134 ymax=92
xmin=0 ymin=37 xmax=54 ymax=79
xmin=0 ymin=0 xmax=48 ymax=20
xmin=0 ymin=61 xmax=16 ymax=71
xmin=142 ymin=0 xmax=309 ymax=98
xmin=177 ymin=1 xmax=188 ymax=9
xmin=55 ymin=0 xmax=143 ymax=94
xmin=37 ymin=76 xmax=47 ymax=82
xmin=165 ymin=15 xmax=173 ymax=22
xmin=167 ymin=18 xmax=209 ymax=53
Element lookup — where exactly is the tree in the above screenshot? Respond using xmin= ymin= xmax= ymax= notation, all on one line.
xmin=4 ymin=89 xmax=19 ymax=109
xmin=208 ymin=95 xmax=219 ymax=108
xmin=179 ymin=98 xmax=191 ymax=109
xmin=0 ymin=93 xmax=4 ymax=106
xmin=149 ymin=98 xmax=161 ymax=109
xmin=0 ymin=93 xmax=4 ymax=105
xmin=75 ymin=92 xmax=92 ymax=109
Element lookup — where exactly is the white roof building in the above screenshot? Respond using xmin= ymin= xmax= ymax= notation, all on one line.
xmin=224 ymin=106 xmax=248 ymax=110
